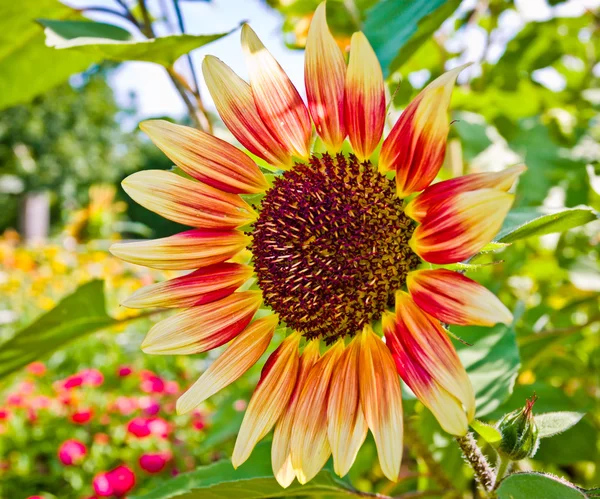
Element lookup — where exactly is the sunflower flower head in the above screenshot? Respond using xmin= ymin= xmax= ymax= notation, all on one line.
xmin=111 ymin=1 xmax=524 ymax=487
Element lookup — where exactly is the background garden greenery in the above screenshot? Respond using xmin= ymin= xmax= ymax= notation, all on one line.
xmin=0 ymin=0 xmax=598 ymax=498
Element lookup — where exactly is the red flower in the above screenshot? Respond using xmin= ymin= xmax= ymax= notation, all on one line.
xmin=71 ymin=408 xmax=93 ymax=424
xmin=93 ymin=465 xmax=136 ymax=497
xmin=127 ymin=416 xmax=169 ymax=438
xmin=26 ymin=362 xmax=46 ymax=376
xmin=62 ymin=375 xmax=84 ymax=390
xmin=139 ymin=452 xmax=170 ymax=473
xmin=58 ymin=439 xmax=87 ymax=466
xmin=117 ymin=365 xmax=133 ymax=377
xmin=0 ymin=408 xmax=10 ymax=420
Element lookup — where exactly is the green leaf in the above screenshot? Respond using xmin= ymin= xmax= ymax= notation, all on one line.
xmin=0 ymin=1 xmax=95 ymax=110
xmin=453 ymin=323 xmax=520 ymax=417
xmin=470 ymin=419 xmax=502 ymax=445
xmin=534 ymin=411 xmax=586 ymax=439
xmin=496 ymin=207 xmax=598 ymax=243
xmin=497 ymin=472 xmax=586 ymax=499
xmin=133 ymin=444 xmax=359 ymax=499
xmin=42 ymin=20 xmax=237 ymax=67
xmin=37 ymin=19 xmax=132 ymax=41
xmin=0 ymin=280 xmax=116 ymax=379
xmin=364 ymin=0 xmax=461 ymax=76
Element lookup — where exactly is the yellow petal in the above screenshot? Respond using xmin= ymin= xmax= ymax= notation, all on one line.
xmin=202 ymin=56 xmax=292 ymax=168
xmin=290 ymin=340 xmax=344 ymax=484
xmin=358 ymin=327 xmax=403 ymax=481
xmin=305 ymin=2 xmax=346 ymax=151
xmin=176 ymin=315 xmax=278 ymax=414
xmin=139 ymin=120 xmax=269 ymax=194
xmin=272 ymin=339 xmax=321 ymax=488
xmin=110 ymin=229 xmax=250 ymax=270
xmin=241 ymin=24 xmax=312 ymax=159
xmin=122 ymin=170 xmax=256 ymax=229
xmin=232 ymin=333 xmax=301 ymax=467
xmin=327 ymin=337 xmax=368 ymax=477
xmin=345 ymin=32 xmax=385 ymax=161
xmin=141 ymin=291 xmax=262 ymax=355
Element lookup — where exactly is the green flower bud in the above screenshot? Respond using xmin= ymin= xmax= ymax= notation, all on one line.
xmin=497 ymin=396 xmax=540 ymax=461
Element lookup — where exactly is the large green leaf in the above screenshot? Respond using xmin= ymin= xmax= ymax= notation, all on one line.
xmin=535 ymin=411 xmax=586 ymax=439
xmin=39 ymin=19 xmax=132 ymax=41
xmin=0 ymin=280 xmax=116 ymax=379
xmin=133 ymin=444 xmax=360 ymax=499
xmin=497 ymin=472 xmax=586 ymax=499
xmin=42 ymin=19 xmax=236 ymax=67
xmin=453 ymin=323 xmax=520 ymax=417
xmin=496 ymin=207 xmax=598 ymax=243
xmin=364 ymin=0 xmax=461 ymax=76
xmin=0 ymin=1 xmax=94 ymax=110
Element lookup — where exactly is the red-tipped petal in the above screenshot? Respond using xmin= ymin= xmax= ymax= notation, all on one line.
xmin=358 ymin=327 xmax=403 ymax=482
xmin=241 ymin=25 xmax=312 ymax=159
xmin=344 ymin=32 xmax=385 ymax=161
xmin=139 ymin=120 xmax=268 ymax=194
xmin=407 ymin=269 xmax=513 ymax=326
xmin=405 ymin=165 xmax=526 ymax=222
xmin=380 ymin=65 xmax=468 ymax=198
xmin=272 ymin=340 xmax=321 ymax=488
xmin=123 ymin=263 xmax=253 ymax=309
xmin=410 ymin=188 xmax=514 ymax=264
xmin=110 ymin=229 xmax=250 ymax=270
xmin=176 ymin=315 xmax=278 ymax=414
xmin=327 ymin=338 xmax=368 ymax=477
xmin=202 ymin=56 xmax=292 ymax=168
xmin=305 ymin=2 xmax=346 ymax=151
xmin=232 ymin=333 xmax=301 ymax=468
xmin=384 ymin=291 xmax=475 ymax=435
xmin=122 ymin=170 xmax=256 ymax=229
xmin=290 ymin=341 xmax=344 ymax=484
xmin=141 ymin=291 xmax=262 ymax=355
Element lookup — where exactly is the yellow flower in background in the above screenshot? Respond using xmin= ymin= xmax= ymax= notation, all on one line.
xmin=111 ymin=1 xmax=523 ymax=487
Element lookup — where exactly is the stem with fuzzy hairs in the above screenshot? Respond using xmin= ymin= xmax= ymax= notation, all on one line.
xmin=455 ymin=432 xmax=495 ymax=495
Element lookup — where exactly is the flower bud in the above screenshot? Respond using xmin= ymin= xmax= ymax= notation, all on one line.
xmin=497 ymin=396 xmax=540 ymax=460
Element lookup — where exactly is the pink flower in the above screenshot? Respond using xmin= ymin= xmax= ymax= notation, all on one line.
xmin=112 ymin=396 xmax=138 ymax=416
xmin=140 ymin=373 xmax=165 ymax=394
xmin=30 ymin=395 xmax=51 ymax=410
xmin=62 ymin=375 xmax=84 ymax=390
xmin=117 ymin=365 xmax=133 ymax=377
xmin=193 ymin=419 xmax=206 ymax=431
xmin=71 ymin=408 xmax=93 ymax=424
xmin=93 ymin=472 xmax=113 ymax=497
xmin=0 ymin=408 xmax=10 ymax=420
xmin=26 ymin=496 xmax=44 ymax=499
xmin=103 ymin=465 xmax=136 ymax=497
xmin=138 ymin=396 xmax=160 ymax=416
xmin=164 ymin=381 xmax=179 ymax=394
xmin=148 ymin=417 xmax=170 ymax=438
xmin=26 ymin=362 xmax=46 ymax=376
xmin=6 ymin=393 xmax=24 ymax=407
xmin=80 ymin=369 xmax=104 ymax=387
xmin=127 ymin=417 xmax=169 ymax=439
xmin=58 ymin=439 xmax=87 ymax=466
xmin=139 ymin=452 xmax=170 ymax=474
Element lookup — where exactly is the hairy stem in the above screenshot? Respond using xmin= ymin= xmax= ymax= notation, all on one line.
xmin=455 ymin=433 xmax=495 ymax=495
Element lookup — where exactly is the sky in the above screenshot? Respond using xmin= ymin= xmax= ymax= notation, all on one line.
xmin=68 ymin=0 xmax=600 ymax=122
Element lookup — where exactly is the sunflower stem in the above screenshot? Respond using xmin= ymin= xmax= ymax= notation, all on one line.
xmin=455 ymin=432 xmax=495 ymax=495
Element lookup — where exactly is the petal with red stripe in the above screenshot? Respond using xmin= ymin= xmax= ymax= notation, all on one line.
xmin=141 ymin=291 xmax=262 ymax=355
xmin=407 ymin=269 xmax=513 ymax=326
xmin=140 ymin=120 xmax=268 ymax=194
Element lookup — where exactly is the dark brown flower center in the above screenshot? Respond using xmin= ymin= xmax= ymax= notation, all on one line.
xmin=252 ymin=153 xmax=420 ymax=343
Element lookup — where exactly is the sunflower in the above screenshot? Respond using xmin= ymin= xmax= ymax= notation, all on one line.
xmin=111 ymin=2 xmax=524 ymax=487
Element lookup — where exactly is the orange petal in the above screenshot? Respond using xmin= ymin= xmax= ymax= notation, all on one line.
xmin=139 ymin=120 xmax=268 ymax=194
xmin=407 ymin=269 xmax=513 ymax=326
xmin=405 ymin=165 xmax=526 ymax=222
xmin=123 ymin=262 xmax=253 ymax=309
xmin=290 ymin=340 xmax=344 ymax=484
xmin=176 ymin=315 xmax=278 ymax=414
xmin=202 ymin=56 xmax=292 ymax=168
xmin=410 ymin=188 xmax=514 ymax=264
xmin=109 ymin=229 xmax=250 ymax=270
xmin=122 ymin=170 xmax=256 ymax=229
xmin=241 ymin=25 xmax=312 ymax=159
xmin=379 ymin=65 xmax=468 ymax=198
xmin=232 ymin=333 xmax=301 ymax=467
xmin=344 ymin=32 xmax=385 ymax=161
xmin=358 ymin=327 xmax=403 ymax=482
xmin=141 ymin=291 xmax=262 ymax=355
xmin=305 ymin=2 xmax=346 ymax=151
xmin=384 ymin=291 xmax=475 ymax=435
xmin=327 ymin=338 xmax=368 ymax=477
xmin=272 ymin=340 xmax=321 ymax=488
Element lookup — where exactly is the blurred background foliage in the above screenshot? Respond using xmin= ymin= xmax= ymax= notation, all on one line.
xmin=0 ymin=0 xmax=598 ymax=498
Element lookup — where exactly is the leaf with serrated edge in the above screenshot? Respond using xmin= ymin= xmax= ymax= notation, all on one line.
xmin=534 ymin=412 xmax=585 ymax=439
